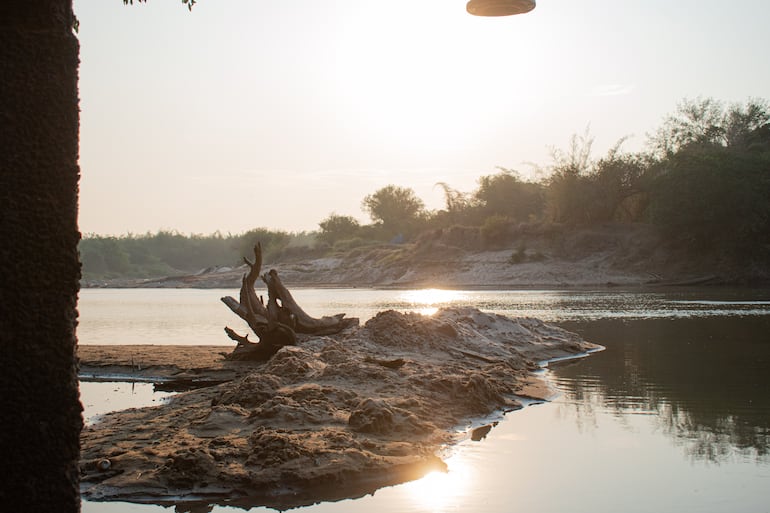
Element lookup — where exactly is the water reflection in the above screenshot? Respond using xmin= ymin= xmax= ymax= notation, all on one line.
xmin=401 ymin=456 xmax=471 ymax=513
xmin=79 ymin=288 xmax=770 ymax=512
xmin=399 ymin=288 xmax=468 ymax=316
xmin=80 ymin=381 xmax=175 ymax=425
xmin=554 ymin=316 xmax=770 ymax=464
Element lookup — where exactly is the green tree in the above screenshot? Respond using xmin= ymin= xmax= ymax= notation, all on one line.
xmin=474 ymin=169 xmax=544 ymax=222
xmin=723 ymin=98 xmax=770 ymax=149
xmin=649 ymin=97 xmax=725 ymax=156
xmin=648 ymin=145 xmax=770 ymax=256
xmin=361 ymin=185 xmax=425 ymax=239
xmin=318 ymin=213 xmax=361 ymax=245
xmin=100 ymin=237 xmax=132 ymax=274
xmin=586 ymin=150 xmax=651 ymax=223
xmin=236 ymin=228 xmax=290 ymax=263
xmin=80 ymin=239 xmax=109 ymax=275
xmin=649 ymin=97 xmax=770 ymax=156
xmin=645 ymin=97 xmax=770 ymax=259
xmin=435 ymin=182 xmax=471 ymax=221
xmin=545 ymin=129 xmax=595 ymax=223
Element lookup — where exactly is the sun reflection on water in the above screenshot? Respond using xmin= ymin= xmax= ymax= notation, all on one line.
xmin=400 ymin=289 xmax=467 ymax=316
xmin=402 ymin=455 xmax=471 ymax=512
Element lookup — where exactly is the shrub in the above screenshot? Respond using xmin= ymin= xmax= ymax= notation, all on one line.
xmin=480 ymin=215 xmax=513 ymax=248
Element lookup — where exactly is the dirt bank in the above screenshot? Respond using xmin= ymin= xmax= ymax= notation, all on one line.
xmin=79 ymin=307 xmax=599 ymax=510
xmin=87 ymin=223 xmax=742 ymax=290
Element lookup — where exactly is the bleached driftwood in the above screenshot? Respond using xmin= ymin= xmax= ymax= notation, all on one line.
xmin=220 ymin=243 xmax=357 ymax=361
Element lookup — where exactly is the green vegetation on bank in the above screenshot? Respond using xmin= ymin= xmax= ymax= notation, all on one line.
xmin=80 ymin=97 xmax=770 ymax=282
xmin=80 ymin=229 xmax=319 ymax=281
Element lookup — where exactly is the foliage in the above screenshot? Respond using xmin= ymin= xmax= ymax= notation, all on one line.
xmin=318 ymin=214 xmax=361 ymax=245
xmin=544 ymin=129 xmax=596 ymax=223
xmin=645 ymin=98 xmax=770 ymax=259
xmin=649 ymin=97 xmax=770 ymax=156
xmin=236 ymin=228 xmax=291 ymax=263
xmin=479 ymin=215 xmax=512 ymax=248
xmin=586 ymin=151 xmax=651 ymax=223
xmin=80 ymin=228 xmax=298 ymax=281
xmin=647 ymin=145 xmax=770 ymax=256
xmin=433 ymin=182 xmax=472 ymax=224
xmin=546 ymin=131 xmax=652 ymax=224
xmin=361 ymin=185 xmax=426 ymax=239
xmin=474 ymin=169 xmax=544 ymax=223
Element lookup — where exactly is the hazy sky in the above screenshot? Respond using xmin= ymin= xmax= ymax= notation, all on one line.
xmin=75 ymin=0 xmax=770 ymax=235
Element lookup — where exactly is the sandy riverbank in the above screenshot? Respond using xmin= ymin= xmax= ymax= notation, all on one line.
xmin=84 ymin=223 xmax=749 ymax=290
xmin=79 ymin=307 xmax=599 ymax=510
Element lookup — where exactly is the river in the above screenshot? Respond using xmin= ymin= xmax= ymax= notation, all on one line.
xmin=79 ymin=287 xmax=770 ymax=513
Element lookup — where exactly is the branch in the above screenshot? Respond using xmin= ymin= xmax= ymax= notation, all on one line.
xmin=262 ymin=269 xmax=358 ymax=335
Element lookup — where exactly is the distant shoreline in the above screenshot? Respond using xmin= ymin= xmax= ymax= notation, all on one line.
xmin=81 ymin=224 xmax=769 ymax=290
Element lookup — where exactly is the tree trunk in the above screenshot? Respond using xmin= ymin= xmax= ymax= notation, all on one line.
xmin=0 ymin=1 xmax=82 ymax=511
xmin=221 ymin=244 xmax=358 ymax=361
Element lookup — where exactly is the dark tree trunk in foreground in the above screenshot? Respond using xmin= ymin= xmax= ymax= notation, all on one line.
xmin=0 ymin=1 xmax=82 ymax=511
xmin=221 ymin=244 xmax=358 ymax=361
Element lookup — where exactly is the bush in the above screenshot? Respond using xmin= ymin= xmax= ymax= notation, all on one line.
xmin=480 ymin=215 xmax=513 ymax=248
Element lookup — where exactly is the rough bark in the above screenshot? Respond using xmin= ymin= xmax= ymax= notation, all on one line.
xmin=221 ymin=244 xmax=358 ymax=361
xmin=262 ymin=269 xmax=358 ymax=335
xmin=0 ymin=1 xmax=82 ymax=510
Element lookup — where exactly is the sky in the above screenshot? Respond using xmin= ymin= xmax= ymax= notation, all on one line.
xmin=74 ymin=0 xmax=770 ymax=235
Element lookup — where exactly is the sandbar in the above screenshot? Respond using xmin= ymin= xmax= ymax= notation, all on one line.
xmin=79 ymin=307 xmax=599 ymax=510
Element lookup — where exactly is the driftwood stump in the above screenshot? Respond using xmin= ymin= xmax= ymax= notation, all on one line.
xmin=220 ymin=243 xmax=358 ymax=361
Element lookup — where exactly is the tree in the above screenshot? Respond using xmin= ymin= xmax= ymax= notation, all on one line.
xmin=645 ymin=98 xmax=770 ymax=257
xmin=435 ymin=182 xmax=470 ymax=218
xmin=544 ymin=129 xmax=595 ymax=223
xmin=648 ymin=143 xmax=770 ymax=256
xmin=649 ymin=97 xmax=770 ymax=156
xmin=723 ymin=98 xmax=770 ymax=150
xmin=236 ymin=228 xmax=290 ymax=264
xmin=0 ymin=1 xmax=82 ymax=510
xmin=474 ymin=169 xmax=544 ymax=223
xmin=318 ymin=213 xmax=361 ymax=245
xmin=361 ymin=185 xmax=425 ymax=239
xmin=649 ymin=97 xmax=725 ymax=156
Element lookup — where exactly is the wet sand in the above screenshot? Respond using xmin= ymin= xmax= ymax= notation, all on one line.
xmin=79 ymin=307 xmax=599 ymax=510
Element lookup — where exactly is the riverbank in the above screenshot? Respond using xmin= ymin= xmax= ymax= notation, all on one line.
xmin=83 ymin=223 xmax=763 ymax=289
xmin=79 ymin=307 xmax=599 ymax=509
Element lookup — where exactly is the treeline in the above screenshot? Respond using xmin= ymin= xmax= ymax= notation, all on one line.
xmin=81 ymin=97 xmax=770 ymax=281
xmin=80 ymin=229 xmax=317 ymax=280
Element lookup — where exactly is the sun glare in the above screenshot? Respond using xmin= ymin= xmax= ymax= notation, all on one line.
xmin=401 ymin=289 xmax=466 ymax=315
xmin=402 ymin=456 xmax=471 ymax=512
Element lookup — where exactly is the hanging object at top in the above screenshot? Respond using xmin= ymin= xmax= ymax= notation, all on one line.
xmin=466 ymin=0 xmax=536 ymax=16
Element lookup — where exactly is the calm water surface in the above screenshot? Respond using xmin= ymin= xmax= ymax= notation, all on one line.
xmin=79 ymin=288 xmax=770 ymax=513
xmin=77 ymin=287 xmax=770 ymax=346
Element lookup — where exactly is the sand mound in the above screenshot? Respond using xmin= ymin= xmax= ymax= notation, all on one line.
xmin=80 ymin=307 xmax=598 ymax=509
